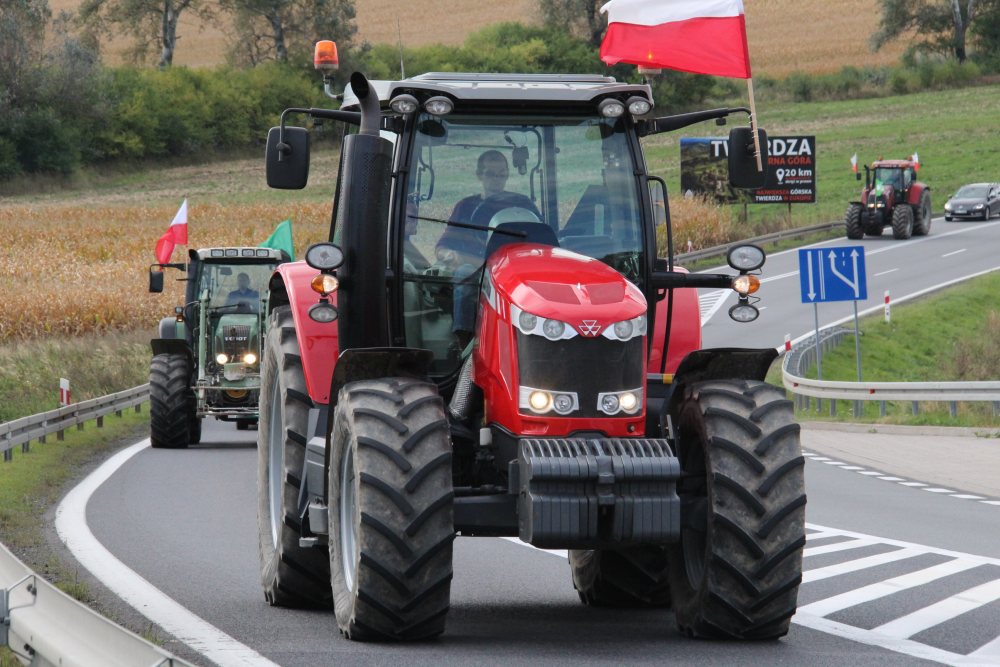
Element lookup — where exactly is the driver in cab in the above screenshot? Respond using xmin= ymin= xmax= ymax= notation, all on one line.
xmin=226 ymin=272 xmax=260 ymax=312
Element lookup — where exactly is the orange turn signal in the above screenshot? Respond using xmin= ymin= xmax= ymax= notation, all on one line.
xmin=314 ymin=41 xmax=339 ymax=71
xmin=733 ymin=275 xmax=760 ymax=295
xmin=311 ymin=273 xmax=339 ymax=296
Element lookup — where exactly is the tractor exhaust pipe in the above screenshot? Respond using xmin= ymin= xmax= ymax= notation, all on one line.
xmin=351 ymin=71 xmax=380 ymax=137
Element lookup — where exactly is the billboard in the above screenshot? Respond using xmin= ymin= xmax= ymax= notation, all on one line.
xmin=680 ymin=135 xmax=816 ymax=204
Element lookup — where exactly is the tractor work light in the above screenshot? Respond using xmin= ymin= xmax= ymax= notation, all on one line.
xmin=309 ymin=302 xmax=338 ymax=323
xmin=311 ymin=273 xmax=339 ymax=296
xmin=243 ymin=353 xmax=257 ymax=365
xmin=727 ymin=244 xmax=766 ymax=272
xmin=314 ymin=41 xmax=339 ymax=71
xmin=256 ymin=249 xmax=270 ymax=257
xmin=242 ymin=249 xmax=255 ymax=257
xmin=390 ymin=94 xmax=419 ymax=114
xmin=729 ymin=302 xmax=760 ymax=323
xmin=598 ymin=98 xmax=625 ymax=118
xmin=598 ymin=389 xmax=642 ymax=415
xmin=216 ymin=353 xmax=228 ymax=364
xmin=225 ymin=249 xmax=238 ymax=257
xmin=733 ymin=275 xmax=760 ymax=295
xmin=211 ymin=249 xmax=224 ymax=257
xmin=305 ymin=242 xmax=344 ymax=271
xmin=520 ymin=386 xmax=579 ymax=416
xmin=424 ymin=96 xmax=454 ymax=116
xmin=626 ymin=96 xmax=652 ymax=115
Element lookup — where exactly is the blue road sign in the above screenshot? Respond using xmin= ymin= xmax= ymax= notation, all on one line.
xmin=798 ymin=246 xmax=868 ymax=303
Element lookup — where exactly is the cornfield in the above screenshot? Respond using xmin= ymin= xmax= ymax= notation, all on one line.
xmin=0 ymin=203 xmax=330 ymax=340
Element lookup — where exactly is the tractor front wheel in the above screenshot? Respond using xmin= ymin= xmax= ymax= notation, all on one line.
xmin=668 ymin=379 xmax=806 ymax=640
xmin=913 ymin=190 xmax=932 ymax=236
xmin=892 ymin=205 xmax=914 ymax=239
xmin=328 ymin=377 xmax=455 ymax=641
xmin=844 ymin=203 xmax=863 ymax=239
xmin=150 ymin=353 xmax=193 ymax=449
xmin=570 ymin=547 xmax=671 ymax=607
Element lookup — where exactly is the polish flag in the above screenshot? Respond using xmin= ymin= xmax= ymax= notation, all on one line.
xmin=912 ymin=152 xmax=920 ymax=171
xmin=600 ymin=0 xmax=751 ymax=79
xmin=154 ymin=199 xmax=189 ymax=264
xmin=851 ymin=153 xmax=858 ymax=173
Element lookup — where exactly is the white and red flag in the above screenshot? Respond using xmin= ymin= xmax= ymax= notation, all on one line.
xmin=154 ymin=199 xmax=189 ymax=264
xmin=600 ymin=0 xmax=751 ymax=78
xmin=912 ymin=152 xmax=920 ymax=171
xmin=851 ymin=153 xmax=858 ymax=173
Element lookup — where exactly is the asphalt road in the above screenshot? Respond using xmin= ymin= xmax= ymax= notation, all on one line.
xmin=83 ymin=418 xmax=1000 ymax=667
xmin=697 ymin=215 xmax=1000 ymax=350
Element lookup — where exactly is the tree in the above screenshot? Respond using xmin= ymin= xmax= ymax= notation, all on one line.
xmin=222 ymin=0 xmax=356 ymax=66
xmin=871 ymin=0 xmax=981 ymax=62
xmin=539 ymin=0 xmax=607 ymax=47
xmin=78 ymin=0 xmax=214 ymax=68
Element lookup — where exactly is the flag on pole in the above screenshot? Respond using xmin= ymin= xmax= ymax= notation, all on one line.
xmin=851 ymin=153 xmax=858 ymax=173
xmin=912 ymin=152 xmax=920 ymax=171
xmin=154 ymin=199 xmax=189 ymax=264
xmin=599 ymin=0 xmax=751 ymax=79
xmin=259 ymin=219 xmax=295 ymax=260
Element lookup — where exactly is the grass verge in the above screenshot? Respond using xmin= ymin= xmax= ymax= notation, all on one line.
xmin=766 ymin=269 xmax=1000 ymax=427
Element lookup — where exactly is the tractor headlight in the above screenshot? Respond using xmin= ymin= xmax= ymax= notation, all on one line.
xmin=243 ymin=352 xmax=257 ymax=365
xmin=602 ymin=314 xmax=646 ymax=341
xmin=511 ymin=305 xmax=577 ymax=340
xmin=542 ymin=319 xmax=565 ymax=340
xmin=598 ymin=389 xmax=642 ymax=415
xmin=519 ymin=311 xmax=537 ymax=332
xmin=216 ymin=353 xmax=228 ymax=364
xmin=729 ymin=302 xmax=760 ymax=323
xmin=520 ymin=386 xmax=578 ymax=415
xmin=727 ymin=244 xmax=766 ymax=271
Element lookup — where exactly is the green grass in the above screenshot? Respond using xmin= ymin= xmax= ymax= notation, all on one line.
xmin=766 ymin=269 xmax=1000 ymax=427
xmin=643 ymin=84 xmax=1000 ymax=230
xmin=678 ymin=229 xmax=843 ymax=271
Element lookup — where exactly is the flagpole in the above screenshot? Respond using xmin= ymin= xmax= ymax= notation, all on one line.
xmin=747 ymin=78 xmax=763 ymax=172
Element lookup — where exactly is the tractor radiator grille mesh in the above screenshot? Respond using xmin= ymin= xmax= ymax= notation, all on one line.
xmin=222 ymin=325 xmax=251 ymax=358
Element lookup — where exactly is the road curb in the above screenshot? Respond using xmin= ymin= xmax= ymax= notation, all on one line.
xmin=801 ymin=421 xmax=1000 ymax=438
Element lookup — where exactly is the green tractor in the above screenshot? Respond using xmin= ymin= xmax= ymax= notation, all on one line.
xmin=148 ymin=247 xmax=289 ymax=447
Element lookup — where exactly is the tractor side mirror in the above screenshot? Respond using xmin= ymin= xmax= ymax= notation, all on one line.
xmin=266 ymin=126 xmax=310 ymax=190
xmin=856 ymin=172 xmax=862 ymax=181
xmin=649 ymin=180 xmax=667 ymax=226
xmin=728 ymin=126 xmax=769 ymax=190
xmin=149 ymin=270 xmax=164 ymax=293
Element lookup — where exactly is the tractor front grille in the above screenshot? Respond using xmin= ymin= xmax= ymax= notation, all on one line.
xmin=222 ymin=325 xmax=251 ymax=358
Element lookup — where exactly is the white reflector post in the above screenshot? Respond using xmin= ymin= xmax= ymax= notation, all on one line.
xmin=885 ymin=290 xmax=890 ymax=324
xmin=60 ymin=378 xmax=70 ymax=406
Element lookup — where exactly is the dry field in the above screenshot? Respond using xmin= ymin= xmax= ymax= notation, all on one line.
xmin=49 ymin=0 xmax=907 ymax=76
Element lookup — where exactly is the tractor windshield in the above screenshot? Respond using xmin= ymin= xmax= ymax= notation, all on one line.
xmin=198 ymin=262 xmax=276 ymax=314
xmin=401 ymin=113 xmax=645 ymax=376
xmin=873 ymin=168 xmax=905 ymax=191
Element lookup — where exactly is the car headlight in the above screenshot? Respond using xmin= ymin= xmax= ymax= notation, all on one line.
xmin=602 ymin=314 xmax=646 ymax=341
xmin=511 ymin=305 xmax=577 ymax=340
xmin=945 ymin=203 xmax=953 ymax=211
xmin=974 ymin=204 xmax=985 ymax=209
xmin=597 ymin=389 xmax=643 ymax=415
xmin=519 ymin=386 xmax=578 ymax=415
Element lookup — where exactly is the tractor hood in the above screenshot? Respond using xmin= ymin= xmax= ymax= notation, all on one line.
xmin=486 ymin=243 xmax=646 ymax=338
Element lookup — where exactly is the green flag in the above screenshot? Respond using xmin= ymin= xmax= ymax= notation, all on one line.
xmin=260 ymin=219 xmax=294 ymax=260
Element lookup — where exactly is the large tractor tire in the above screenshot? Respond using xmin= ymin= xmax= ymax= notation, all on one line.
xmin=844 ymin=204 xmax=864 ymax=240
xmin=913 ymin=190 xmax=932 ymax=236
xmin=570 ymin=547 xmax=671 ymax=607
xmin=668 ymin=379 xmax=806 ymax=640
xmin=150 ymin=353 xmax=192 ymax=449
xmin=328 ymin=378 xmax=455 ymax=641
xmin=891 ymin=204 xmax=914 ymax=239
xmin=257 ymin=306 xmax=332 ymax=608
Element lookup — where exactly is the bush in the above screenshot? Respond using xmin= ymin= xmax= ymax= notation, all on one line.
xmin=787 ymin=72 xmax=814 ymax=102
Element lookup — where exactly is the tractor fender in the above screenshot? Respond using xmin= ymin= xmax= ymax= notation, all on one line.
xmin=158 ymin=317 xmax=178 ymax=339
xmin=653 ymin=347 xmax=779 ymax=438
xmin=269 ymin=261 xmax=339 ymax=405
xmin=647 ymin=266 xmax=701 ymax=375
xmin=150 ymin=338 xmax=192 ymax=362
xmin=908 ymin=182 xmax=930 ymax=205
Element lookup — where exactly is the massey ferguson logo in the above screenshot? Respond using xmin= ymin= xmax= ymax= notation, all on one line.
xmin=579 ymin=320 xmax=601 ymax=336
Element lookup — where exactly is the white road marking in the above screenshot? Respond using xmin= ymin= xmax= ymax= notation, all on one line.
xmin=858 ymin=471 xmax=884 ymax=476
xmin=811 ymin=456 xmax=832 ymax=461
xmin=901 ymin=482 xmax=929 ymax=487
xmin=823 ymin=460 xmax=847 ymax=465
xmin=698 ymin=289 xmax=733 ymax=326
xmin=943 ymin=249 xmax=967 ymax=258
xmin=803 ymin=538 xmax=879 ymax=557
xmin=982 ymin=501 xmax=1000 ymax=506
xmin=952 ymin=495 xmax=987 ymax=500
xmin=878 ymin=477 xmax=906 ymax=481
xmin=55 ymin=439 xmax=281 ymax=667
xmin=872 ymin=578 xmax=1000 ymax=639
xmin=875 ymin=268 xmax=899 ymax=276
xmin=924 ymin=488 xmax=957 ymax=493
xmin=802 ymin=548 xmax=925 ymax=584
xmin=500 ymin=537 xmax=568 ymax=558
xmin=840 ymin=466 xmax=866 ymax=470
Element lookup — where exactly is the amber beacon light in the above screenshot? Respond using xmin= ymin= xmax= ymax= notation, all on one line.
xmin=314 ymin=41 xmax=339 ymax=71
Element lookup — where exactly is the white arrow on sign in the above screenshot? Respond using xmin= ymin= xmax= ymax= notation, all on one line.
xmin=828 ymin=249 xmax=860 ymax=298
xmin=806 ymin=251 xmax=816 ymax=300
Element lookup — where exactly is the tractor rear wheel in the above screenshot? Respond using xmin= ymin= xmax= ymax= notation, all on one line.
xmin=570 ymin=547 xmax=671 ymax=607
xmin=328 ymin=378 xmax=454 ymax=641
xmin=913 ymin=190 xmax=932 ymax=236
xmin=892 ymin=205 xmax=914 ymax=239
xmin=844 ymin=203 xmax=863 ymax=239
xmin=668 ymin=379 xmax=806 ymax=640
xmin=257 ymin=306 xmax=332 ymax=608
xmin=150 ymin=353 xmax=192 ymax=449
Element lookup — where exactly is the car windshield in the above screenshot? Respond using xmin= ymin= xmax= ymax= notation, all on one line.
xmin=401 ymin=113 xmax=645 ymax=376
xmin=198 ymin=262 xmax=276 ymax=313
xmin=955 ymin=185 xmax=988 ymax=198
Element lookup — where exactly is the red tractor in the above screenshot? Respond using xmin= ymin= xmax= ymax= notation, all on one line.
xmin=256 ymin=52 xmax=805 ymax=643
xmin=846 ymin=157 xmax=931 ymax=240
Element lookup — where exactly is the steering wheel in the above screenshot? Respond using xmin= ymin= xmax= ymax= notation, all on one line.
xmin=469 ymin=192 xmax=542 ymax=230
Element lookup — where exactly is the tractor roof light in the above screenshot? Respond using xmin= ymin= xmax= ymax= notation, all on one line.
xmin=638 ymin=65 xmax=661 ymax=76
xmin=424 ymin=96 xmax=454 ymax=116
xmin=626 ymin=96 xmax=652 ymax=116
xmin=311 ymin=273 xmax=339 ymax=296
xmin=390 ymin=94 xmax=419 ymax=114
xmin=305 ymin=242 xmax=344 ymax=271
xmin=314 ymin=41 xmax=339 ymax=71
xmin=733 ymin=275 xmax=760 ymax=296
xmin=598 ymin=98 xmax=625 ymax=118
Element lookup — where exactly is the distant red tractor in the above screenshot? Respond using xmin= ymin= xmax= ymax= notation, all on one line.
xmin=845 ymin=158 xmax=931 ymax=240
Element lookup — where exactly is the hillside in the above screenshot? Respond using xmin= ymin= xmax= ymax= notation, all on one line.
xmin=50 ymin=0 xmax=909 ymax=76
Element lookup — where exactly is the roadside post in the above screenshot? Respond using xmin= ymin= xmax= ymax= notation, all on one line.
xmin=885 ymin=291 xmax=891 ymax=324
xmin=58 ymin=378 xmax=70 ymax=441
xmin=798 ymin=246 xmax=868 ymax=415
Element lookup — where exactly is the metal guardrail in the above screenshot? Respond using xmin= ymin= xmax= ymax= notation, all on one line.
xmin=674 ymin=220 xmax=845 ymax=265
xmin=0 ymin=385 xmax=149 ymax=461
